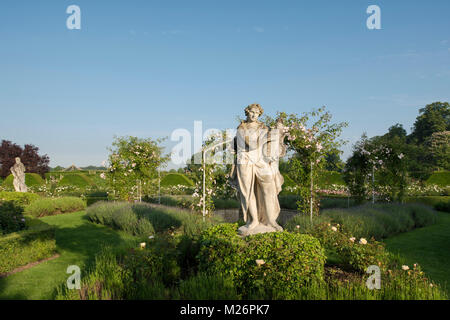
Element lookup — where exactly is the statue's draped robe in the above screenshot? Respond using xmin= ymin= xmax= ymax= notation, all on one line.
xmin=230 ymin=121 xmax=284 ymax=226
xmin=11 ymin=162 xmax=27 ymax=192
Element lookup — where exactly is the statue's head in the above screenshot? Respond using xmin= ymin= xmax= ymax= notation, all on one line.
xmin=244 ymin=103 xmax=264 ymax=122
xmin=15 ymin=157 xmax=21 ymax=164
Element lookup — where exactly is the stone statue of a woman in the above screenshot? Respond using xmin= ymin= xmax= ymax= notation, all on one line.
xmin=229 ymin=104 xmax=287 ymax=236
xmin=10 ymin=157 xmax=28 ymax=192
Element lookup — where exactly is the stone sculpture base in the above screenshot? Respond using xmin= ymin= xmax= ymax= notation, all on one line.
xmin=238 ymin=223 xmax=283 ymax=237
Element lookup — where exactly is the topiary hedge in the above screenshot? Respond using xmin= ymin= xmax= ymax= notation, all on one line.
xmin=58 ymin=173 xmax=94 ymax=188
xmin=0 ymin=220 xmax=56 ymax=274
xmin=197 ymin=224 xmax=326 ymax=299
xmin=426 ymin=171 xmax=450 ymax=187
xmin=161 ymin=173 xmax=194 ymax=187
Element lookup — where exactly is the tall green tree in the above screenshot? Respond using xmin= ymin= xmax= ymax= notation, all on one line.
xmin=410 ymin=102 xmax=450 ymax=144
xmin=427 ymin=131 xmax=450 ymax=170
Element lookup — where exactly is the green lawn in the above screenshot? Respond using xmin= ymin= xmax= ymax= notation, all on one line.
xmin=384 ymin=211 xmax=450 ymax=294
xmin=0 ymin=211 xmax=136 ymax=300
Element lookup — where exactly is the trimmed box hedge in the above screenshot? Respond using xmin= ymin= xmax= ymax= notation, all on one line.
xmin=0 ymin=221 xmax=57 ymax=274
xmin=197 ymin=224 xmax=326 ymax=299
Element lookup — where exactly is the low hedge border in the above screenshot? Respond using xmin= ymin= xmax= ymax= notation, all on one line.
xmin=0 ymin=220 xmax=57 ymax=274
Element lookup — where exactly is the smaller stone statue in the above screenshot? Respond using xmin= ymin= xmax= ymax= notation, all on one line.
xmin=10 ymin=157 xmax=27 ymax=192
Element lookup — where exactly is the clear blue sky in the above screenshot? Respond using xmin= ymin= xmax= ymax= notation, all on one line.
xmin=1 ymin=0 xmax=449 ymax=169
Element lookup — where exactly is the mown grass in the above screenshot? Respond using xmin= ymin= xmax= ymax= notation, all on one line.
xmin=0 ymin=211 xmax=136 ymax=299
xmin=384 ymin=210 xmax=450 ymax=295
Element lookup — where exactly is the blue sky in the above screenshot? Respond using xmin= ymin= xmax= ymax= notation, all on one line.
xmin=0 ymin=0 xmax=449 ymax=169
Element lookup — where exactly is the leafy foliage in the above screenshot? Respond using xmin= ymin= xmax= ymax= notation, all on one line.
xmin=344 ymin=133 xmax=408 ymax=202
xmin=265 ymin=107 xmax=347 ymax=215
xmin=107 ymin=136 xmax=169 ymax=201
xmin=0 ymin=201 xmax=27 ymax=235
xmin=410 ymin=102 xmax=450 ymax=144
xmin=197 ymin=224 xmax=326 ymax=298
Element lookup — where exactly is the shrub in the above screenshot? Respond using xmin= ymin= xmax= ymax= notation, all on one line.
xmin=197 ymin=224 xmax=326 ymax=299
xmin=132 ymin=203 xmax=181 ymax=232
xmin=197 ymin=224 xmax=246 ymax=279
xmin=434 ymin=201 xmax=450 ymax=213
xmin=338 ymin=238 xmax=389 ymax=273
xmin=24 ymin=197 xmax=86 ymax=217
xmin=111 ymin=206 xmax=140 ymax=234
xmin=0 ymin=201 xmax=27 ymax=235
xmin=0 ymin=220 xmax=56 ymax=274
xmin=0 ymin=191 xmax=40 ymax=206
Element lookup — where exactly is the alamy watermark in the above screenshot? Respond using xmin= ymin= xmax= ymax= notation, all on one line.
xmin=366 ymin=5 xmax=381 ymax=30
xmin=66 ymin=5 xmax=81 ymax=30
xmin=366 ymin=265 xmax=381 ymax=290
xmin=64 ymin=5 xmax=380 ymax=31
xmin=66 ymin=265 xmax=81 ymax=289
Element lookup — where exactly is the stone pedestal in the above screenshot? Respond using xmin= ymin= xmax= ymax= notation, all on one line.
xmin=238 ymin=223 xmax=282 ymax=237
